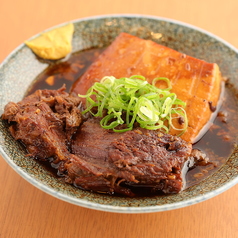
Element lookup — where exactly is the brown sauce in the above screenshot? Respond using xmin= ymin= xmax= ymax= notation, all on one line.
xmin=186 ymin=86 xmax=238 ymax=187
xmin=26 ymin=48 xmax=105 ymax=95
xmin=26 ymin=48 xmax=238 ymax=191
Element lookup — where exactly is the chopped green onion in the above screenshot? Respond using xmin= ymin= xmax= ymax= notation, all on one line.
xmin=78 ymin=75 xmax=188 ymax=134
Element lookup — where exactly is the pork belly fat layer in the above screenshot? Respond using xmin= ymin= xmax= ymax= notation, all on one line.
xmin=72 ymin=32 xmax=223 ymax=143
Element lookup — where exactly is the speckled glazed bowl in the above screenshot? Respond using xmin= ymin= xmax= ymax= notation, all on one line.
xmin=1 ymin=15 xmax=238 ymax=213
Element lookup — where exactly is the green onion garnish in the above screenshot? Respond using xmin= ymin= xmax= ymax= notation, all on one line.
xmin=78 ymin=75 xmax=188 ymax=135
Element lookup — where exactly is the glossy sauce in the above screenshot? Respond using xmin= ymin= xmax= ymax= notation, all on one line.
xmin=26 ymin=48 xmax=105 ymax=95
xmin=26 ymin=48 xmax=238 ymax=191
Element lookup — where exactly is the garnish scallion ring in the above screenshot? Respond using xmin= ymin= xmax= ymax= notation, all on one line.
xmin=78 ymin=75 xmax=188 ymax=135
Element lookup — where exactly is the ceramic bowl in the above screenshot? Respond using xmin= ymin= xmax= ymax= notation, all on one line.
xmin=1 ymin=15 xmax=238 ymax=213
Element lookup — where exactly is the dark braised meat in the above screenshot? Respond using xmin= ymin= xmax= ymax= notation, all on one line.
xmin=2 ymin=86 xmax=82 ymax=164
xmin=67 ymin=118 xmax=200 ymax=196
xmin=2 ymin=88 xmax=208 ymax=197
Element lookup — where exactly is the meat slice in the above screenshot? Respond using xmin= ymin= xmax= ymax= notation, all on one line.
xmin=71 ymin=32 xmax=223 ymax=143
xmin=2 ymin=88 xmax=208 ymax=197
xmin=2 ymin=86 xmax=82 ymax=164
xmin=67 ymin=118 xmax=199 ymax=196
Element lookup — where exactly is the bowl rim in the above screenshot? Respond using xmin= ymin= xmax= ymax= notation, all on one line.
xmin=1 ymin=14 xmax=238 ymax=213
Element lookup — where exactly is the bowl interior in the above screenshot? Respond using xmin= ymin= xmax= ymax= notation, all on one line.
xmin=1 ymin=15 xmax=238 ymax=213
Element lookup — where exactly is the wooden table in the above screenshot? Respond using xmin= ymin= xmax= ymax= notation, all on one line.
xmin=1 ymin=0 xmax=238 ymax=237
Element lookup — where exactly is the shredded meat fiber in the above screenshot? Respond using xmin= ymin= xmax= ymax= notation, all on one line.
xmin=2 ymin=87 xmax=208 ymax=197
